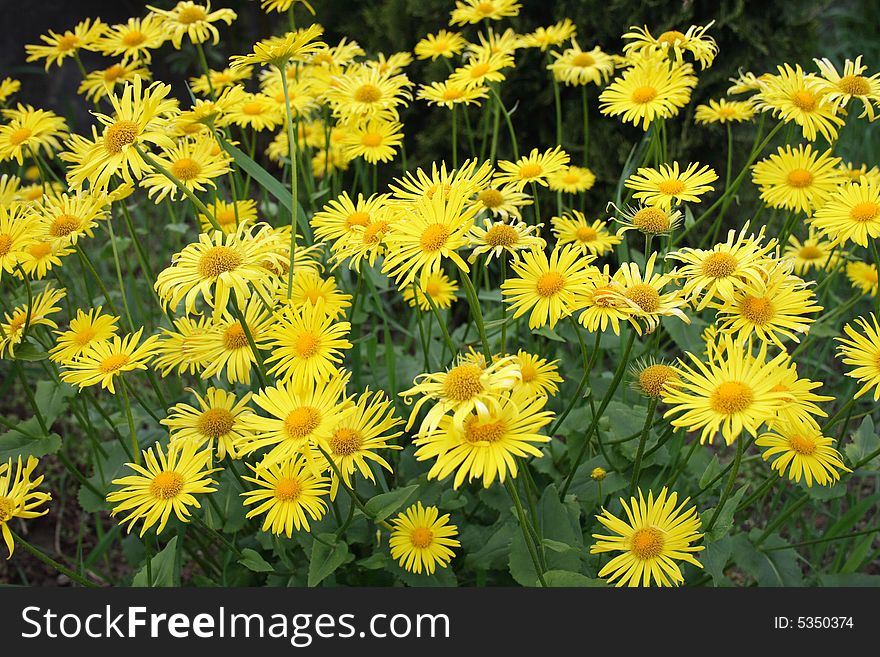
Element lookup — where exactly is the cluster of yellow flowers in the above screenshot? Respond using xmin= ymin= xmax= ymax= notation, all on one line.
xmin=2 ymin=0 xmax=880 ymax=587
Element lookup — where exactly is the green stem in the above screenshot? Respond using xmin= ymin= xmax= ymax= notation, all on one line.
xmin=11 ymin=531 xmax=97 ymax=587
xmin=279 ymin=62 xmax=300 ymax=299
xmin=459 ymin=268 xmax=491 ymax=363
xmin=704 ymin=436 xmax=745 ymax=533
xmin=580 ymin=86 xmax=589 ymax=165
xmin=316 ymin=445 xmax=392 ymax=530
xmin=630 ymin=397 xmax=658 ymax=495
xmin=560 ymin=329 xmax=636 ymax=497
xmin=119 ymin=380 xmax=140 ymax=466
xmin=504 ymin=479 xmax=547 ymax=587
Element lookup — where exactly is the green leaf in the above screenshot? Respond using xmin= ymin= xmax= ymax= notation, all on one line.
xmin=509 ymin=485 xmax=582 ymax=586
xmin=12 ymin=341 xmax=48 ymax=361
xmin=0 ymin=418 xmax=61 ymax=461
xmin=363 ymin=484 xmax=419 ymax=523
xmin=308 ymin=535 xmax=351 ymax=587
xmin=464 ymin=522 xmax=515 ymax=571
xmin=357 ymin=552 xmax=387 ymax=570
xmin=845 ymin=416 xmax=879 ymax=469
xmin=132 ymin=537 xmax=179 ymax=587
xmin=238 ymin=548 xmax=274 ymax=573
xmin=663 ymin=314 xmax=709 ymax=355
xmin=701 ymin=484 xmax=749 ymax=541
xmin=730 ymin=531 xmax=802 ymax=587
xmin=542 ymin=539 xmax=578 ymax=554
xmin=699 ymin=456 xmax=722 ymax=489
xmin=841 ymin=533 xmax=874 ymax=573
xmin=701 ymin=536 xmax=732 ymax=587
xmin=542 ymin=570 xmax=606 ymax=587
xmin=217 ymin=137 xmax=312 ymax=241
xmin=534 ymin=326 xmax=566 ymax=342
xmin=819 ymin=573 xmax=880 ymax=586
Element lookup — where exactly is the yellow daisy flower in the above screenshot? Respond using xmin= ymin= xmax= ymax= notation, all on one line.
xmin=694 ymin=98 xmax=755 ymax=124
xmin=469 ymin=184 xmax=532 ymax=220
xmin=501 ymin=245 xmax=597 ymax=329
xmin=190 ymin=66 xmax=253 ymax=96
xmin=389 ymin=159 xmax=493 ymax=204
xmin=0 ymin=204 xmax=39 ymax=278
xmin=60 ymin=328 xmax=161 ymax=394
xmin=107 ymin=441 xmax=219 ymax=537
xmin=0 ymin=78 xmax=21 ymax=104
xmin=279 ymin=270 xmax=352 ymax=319
xmin=630 ymin=359 xmax=681 ymax=399
xmin=0 ymin=104 xmax=68 ymax=165
xmin=467 ymin=217 xmax=545 ymax=263
xmin=241 ymin=456 xmax=330 ymax=537
xmin=811 ymin=179 xmax=880 ymax=247
xmin=417 ymin=80 xmax=489 ymax=109
xmin=49 ymin=307 xmax=119 ymax=364
xmin=449 ymin=0 xmax=521 ymax=25
xmin=414 ymin=30 xmax=467 ymax=60
xmin=237 ymin=372 xmax=354 ymax=469
xmin=666 ymin=224 xmax=776 ymax=309
xmin=599 ymin=55 xmax=697 ymax=130
xmin=846 ymin=261 xmax=878 ymax=296
xmin=613 ymin=204 xmax=682 ymax=237
xmin=154 ymin=223 xmax=282 ymax=318
xmin=662 ymin=333 xmax=789 ymax=445
xmin=389 ymin=502 xmax=459 ymax=575
xmin=226 ymin=91 xmax=283 ymax=132
xmin=188 ymin=298 xmax=272 ymax=385
xmin=94 ymin=15 xmax=167 ymax=64
xmin=751 ymin=143 xmax=843 ymax=214
xmin=0 ymin=285 xmax=65 ymax=359
xmin=753 ymin=63 xmax=845 ymax=143
xmin=836 ymin=314 xmax=880 ymax=400
xmin=25 ymin=18 xmax=105 ymax=70
xmin=78 ymin=62 xmax=153 ymax=103
xmin=382 ymin=184 xmax=478 ymax=289
xmin=546 ymin=165 xmax=597 ymax=194
xmin=622 ymin=22 xmax=718 ymax=69
xmin=614 ymin=253 xmax=690 ymax=334
xmin=0 ymin=456 xmax=51 ymax=558
xmin=625 ymin=162 xmax=718 ymax=210
xmin=263 ymin=302 xmax=352 ymax=388
xmin=140 ymin=134 xmax=232 ymax=202
xmin=756 ymin=417 xmax=850 ymax=487
xmin=63 ymin=76 xmax=178 ymax=191
xmin=342 ymin=119 xmax=404 ymax=164
xmin=551 ymin=211 xmax=621 ymax=256
xmin=400 ymin=350 xmax=521 ymax=437
xmin=814 ymin=55 xmax=880 ymax=121
xmin=162 ymin=387 xmax=255 ymax=461
xmin=146 ymin=1 xmax=236 ymax=49
xmin=448 ymin=51 xmax=514 ymax=89
xmin=414 ymin=391 xmax=553 ymax=488
xmin=713 ymin=262 xmax=822 ymax=348
xmin=519 ymin=19 xmax=577 ymax=51
xmin=575 ymin=266 xmax=632 ymax=335
xmin=402 ymin=270 xmax=459 ymax=311
xmin=197 ymin=198 xmax=257 ymax=234
xmin=324 ymin=67 xmax=412 ymax=122
xmin=591 ymin=487 xmax=704 ymax=587
xmin=548 ymin=41 xmax=615 ymax=87
xmin=315 ymin=389 xmax=403 ymax=499
xmin=494 ymin=146 xmax=570 ymax=191
xmin=784 ymin=230 xmax=839 ymax=275
xmin=511 ymin=350 xmax=563 ymax=399
xmin=153 ymin=316 xmax=213 ymax=377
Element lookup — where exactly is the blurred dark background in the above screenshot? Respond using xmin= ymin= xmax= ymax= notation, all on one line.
xmin=1 ymin=0 xmax=877 ymax=199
